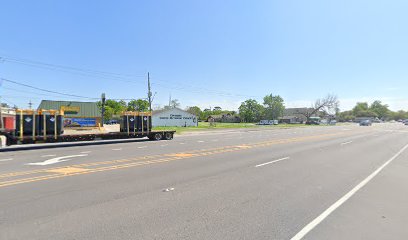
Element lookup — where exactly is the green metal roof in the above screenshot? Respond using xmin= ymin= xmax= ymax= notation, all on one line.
xmin=37 ymin=100 xmax=100 ymax=118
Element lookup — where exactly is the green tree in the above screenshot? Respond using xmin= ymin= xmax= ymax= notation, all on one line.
xmin=338 ymin=110 xmax=354 ymax=122
xmin=239 ymin=99 xmax=264 ymax=122
xmin=355 ymin=110 xmax=377 ymax=118
xmin=97 ymin=99 xmax=127 ymax=121
xmin=170 ymin=99 xmax=180 ymax=108
xmin=391 ymin=110 xmax=408 ymax=120
xmin=352 ymin=102 xmax=369 ymax=116
xmin=103 ymin=106 xmax=115 ymax=122
xmin=127 ymin=99 xmax=149 ymax=112
xmin=369 ymin=100 xmax=390 ymax=120
xmin=186 ymin=106 xmax=202 ymax=117
xmin=263 ymin=94 xmax=285 ymax=120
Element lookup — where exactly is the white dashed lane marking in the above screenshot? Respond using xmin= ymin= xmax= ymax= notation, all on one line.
xmin=341 ymin=141 xmax=353 ymax=145
xmin=112 ymin=148 xmax=122 ymax=151
xmin=255 ymin=157 xmax=290 ymax=167
xmin=0 ymin=158 xmax=13 ymax=162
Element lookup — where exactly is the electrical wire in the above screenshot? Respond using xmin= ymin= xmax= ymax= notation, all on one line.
xmin=1 ymin=54 xmax=262 ymax=99
xmin=2 ymin=86 xmax=91 ymax=99
xmin=0 ymin=55 xmax=144 ymax=78
xmin=1 ymin=78 xmax=99 ymax=100
xmin=2 ymin=82 xmax=148 ymax=102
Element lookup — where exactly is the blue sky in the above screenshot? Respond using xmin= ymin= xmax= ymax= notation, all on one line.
xmin=1 ymin=0 xmax=407 ymax=111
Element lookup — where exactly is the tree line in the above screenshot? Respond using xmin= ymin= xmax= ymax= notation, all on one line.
xmin=184 ymin=94 xmax=286 ymax=122
xmin=188 ymin=94 xmax=339 ymax=123
xmin=97 ymin=99 xmax=149 ymax=121
xmin=97 ymin=95 xmax=408 ymax=124
xmin=338 ymin=100 xmax=408 ymax=121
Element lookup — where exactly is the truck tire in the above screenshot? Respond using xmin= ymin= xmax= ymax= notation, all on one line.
xmin=164 ymin=132 xmax=173 ymax=140
xmin=153 ymin=133 xmax=162 ymax=141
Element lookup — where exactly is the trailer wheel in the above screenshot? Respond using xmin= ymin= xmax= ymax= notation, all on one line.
xmin=153 ymin=133 xmax=162 ymax=141
xmin=164 ymin=132 xmax=173 ymax=140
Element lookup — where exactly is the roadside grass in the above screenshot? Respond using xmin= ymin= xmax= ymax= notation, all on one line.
xmin=152 ymin=122 xmax=334 ymax=134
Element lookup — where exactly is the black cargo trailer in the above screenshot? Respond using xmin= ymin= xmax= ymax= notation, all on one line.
xmin=15 ymin=110 xmax=41 ymax=136
xmin=39 ymin=113 xmax=64 ymax=136
xmin=14 ymin=109 xmax=64 ymax=142
xmin=2 ymin=110 xmax=174 ymax=146
xmin=120 ymin=111 xmax=152 ymax=134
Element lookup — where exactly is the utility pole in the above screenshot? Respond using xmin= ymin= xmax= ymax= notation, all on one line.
xmin=0 ymin=59 xmax=3 ymax=129
xmin=147 ymin=72 xmax=152 ymax=112
xmin=0 ymin=97 xmax=3 ymax=130
xmin=168 ymin=93 xmax=172 ymax=107
xmin=28 ymin=100 xmax=33 ymax=109
xmin=101 ymin=93 xmax=106 ymax=127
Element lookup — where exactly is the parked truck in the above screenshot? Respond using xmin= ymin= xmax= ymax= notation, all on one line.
xmin=0 ymin=110 xmax=175 ymax=146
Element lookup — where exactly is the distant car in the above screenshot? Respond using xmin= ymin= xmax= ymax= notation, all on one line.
xmin=329 ymin=120 xmax=337 ymax=125
xmin=106 ymin=120 xmax=119 ymax=125
xmin=359 ymin=120 xmax=372 ymax=126
xmin=306 ymin=119 xmax=320 ymax=125
xmin=65 ymin=122 xmax=81 ymax=127
xmin=258 ymin=120 xmax=279 ymax=125
xmin=405 ymin=121 xmax=408 ymax=126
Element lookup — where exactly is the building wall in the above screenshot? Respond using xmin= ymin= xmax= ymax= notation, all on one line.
xmin=38 ymin=100 xmax=100 ymax=127
xmin=282 ymin=108 xmax=320 ymax=123
xmin=1 ymin=108 xmax=16 ymax=130
xmin=63 ymin=117 xmax=102 ymax=127
xmin=38 ymin=100 xmax=100 ymax=117
xmin=152 ymin=108 xmax=197 ymax=127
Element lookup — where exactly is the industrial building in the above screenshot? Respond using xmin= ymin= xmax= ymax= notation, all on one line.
xmin=152 ymin=108 xmax=197 ymax=127
xmin=38 ymin=100 xmax=101 ymax=127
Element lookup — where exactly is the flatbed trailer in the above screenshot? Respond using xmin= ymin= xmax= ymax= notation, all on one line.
xmin=0 ymin=130 xmax=176 ymax=146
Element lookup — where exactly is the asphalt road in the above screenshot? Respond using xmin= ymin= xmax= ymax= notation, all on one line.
xmin=1 ymin=123 xmax=408 ymax=240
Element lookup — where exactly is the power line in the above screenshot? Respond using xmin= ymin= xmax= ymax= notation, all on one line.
xmin=151 ymin=79 xmax=261 ymax=99
xmin=2 ymin=86 xmax=87 ymax=99
xmin=1 ymin=54 xmax=263 ymax=100
xmin=2 ymin=87 xmax=149 ymax=105
xmin=0 ymin=55 xmax=147 ymax=85
xmin=1 ymin=78 xmax=99 ymax=100
xmin=0 ymin=55 xmax=145 ymax=78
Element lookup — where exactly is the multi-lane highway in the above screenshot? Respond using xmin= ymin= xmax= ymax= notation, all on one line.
xmin=1 ymin=123 xmax=408 ymax=239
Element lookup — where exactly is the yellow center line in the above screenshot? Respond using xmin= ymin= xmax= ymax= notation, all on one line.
xmin=0 ymin=131 xmax=354 ymax=188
